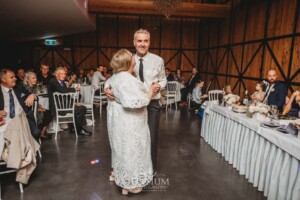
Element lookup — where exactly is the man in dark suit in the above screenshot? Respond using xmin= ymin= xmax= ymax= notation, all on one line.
xmin=0 ymin=69 xmax=40 ymax=141
xmin=165 ymin=68 xmax=174 ymax=82
xmin=37 ymin=63 xmax=53 ymax=86
xmin=179 ymin=67 xmax=201 ymax=107
xmin=263 ymin=69 xmax=287 ymax=112
xmin=47 ymin=67 xmax=91 ymax=136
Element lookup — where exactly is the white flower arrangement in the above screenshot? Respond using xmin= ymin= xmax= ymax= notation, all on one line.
xmin=248 ymin=103 xmax=270 ymax=115
xmin=223 ymin=94 xmax=240 ymax=105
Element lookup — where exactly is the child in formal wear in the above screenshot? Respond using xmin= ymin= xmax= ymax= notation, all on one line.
xmin=251 ymin=82 xmax=265 ymax=103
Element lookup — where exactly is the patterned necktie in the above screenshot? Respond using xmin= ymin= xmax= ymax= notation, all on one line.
xmin=8 ymin=89 xmax=15 ymax=118
xmin=139 ymin=59 xmax=144 ymax=82
xmin=60 ymin=80 xmax=64 ymax=87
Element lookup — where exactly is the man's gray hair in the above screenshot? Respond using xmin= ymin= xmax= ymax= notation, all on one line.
xmin=134 ymin=29 xmax=150 ymax=40
xmin=0 ymin=69 xmax=11 ymax=82
xmin=54 ymin=67 xmax=66 ymax=75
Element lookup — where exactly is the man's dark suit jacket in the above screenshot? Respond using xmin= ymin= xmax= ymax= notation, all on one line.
xmin=0 ymin=85 xmax=40 ymax=140
xmin=186 ymin=73 xmax=201 ymax=91
xmin=266 ymin=81 xmax=287 ymax=111
xmin=166 ymin=74 xmax=175 ymax=82
xmin=47 ymin=77 xmax=76 ymax=116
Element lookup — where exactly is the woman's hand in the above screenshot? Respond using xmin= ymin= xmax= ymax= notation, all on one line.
xmin=24 ymin=94 xmax=35 ymax=107
xmin=0 ymin=110 xmax=7 ymax=117
xmin=105 ymin=87 xmax=115 ymax=101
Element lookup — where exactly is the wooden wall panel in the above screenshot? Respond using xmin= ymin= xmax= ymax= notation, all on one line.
xmin=216 ymin=48 xmax=227 ymax=74
xmin=242 ymin=43 xmax=262 ymax=78
xmin=73 ymin=32 xmax=96 ymax=46
xmin=74 ymin=47 xmax=97 ymax=69
xmin=161 ymin=50 xmax=179 ymax=69
xmin=230 ymin=0 xmax=245 ymax=43
xmin=218 ymin=19 xmax=230 ymax=45
xmin=264 ymin=39 xmax=291 ymax=79
xmin=118 ymin=16 xmax=139 ymax=47
xmin=245 ymin=1 xmax=267 ymax=41
xmin=53 ymin=48 xmax=73 ymax=68
xmin=291 ymin=37 xmax=300 ymax=83
xmin=98 ymin=15 xmax=118 ymax=47
xmin=182 ymin=18 xmax=199 ymax=49
xmin=182 ymin=50 xmax=198 ymax=69
xmin=161 ymin=18 xmax=181 ymax=49
xmin=267 ymin=0 xmax=297 ymax=37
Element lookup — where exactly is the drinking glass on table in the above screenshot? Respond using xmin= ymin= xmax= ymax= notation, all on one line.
xmin=269 ymin=105 xmax=279 ymax=122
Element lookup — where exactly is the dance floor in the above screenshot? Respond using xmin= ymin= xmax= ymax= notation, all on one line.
xmin=1 ymin=108 xmax=266 ymax=200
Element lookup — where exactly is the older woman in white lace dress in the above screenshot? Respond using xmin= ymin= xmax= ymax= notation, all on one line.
xmin=106 ymin=49 xmax=156 ymax=195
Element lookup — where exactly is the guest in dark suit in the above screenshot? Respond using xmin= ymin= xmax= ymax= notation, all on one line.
xmin=179 ymin=67 xmax=201 ymax=106
xmin=47 ymin=67 xmax=91 ymax=136
xmin=165 ymin=68 xmax=174 ymax=82
xmin=15 ymin=68 xmax=26 ymax=90
xmin=263 ymin=69 xmax=287 ymax=112
xmin=0 ymin=69 xmax=41 ymax=141
xmin=37 ymin=63 xmax=53 ymax=86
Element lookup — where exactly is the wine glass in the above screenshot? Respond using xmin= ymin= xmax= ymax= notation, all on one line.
xmin=269 ymin=105 xmax=278 ymax=123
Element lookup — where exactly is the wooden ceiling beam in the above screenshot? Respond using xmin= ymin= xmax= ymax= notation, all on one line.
xmin=88 ymin=0 xmax=230 ymax=18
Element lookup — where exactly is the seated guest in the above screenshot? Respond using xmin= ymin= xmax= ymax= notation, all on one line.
xmin=224 ymin=84 xmax=232 ymax=95
xmin=251 ymin=81 xmax=265 ymax=103
xmin=191 ymin=81 xmax=208 ymax=111
xmin=66 ymin=72 xmax=77 ymax=88
xmin=179 ymin=67 xmax=201 ymax=107
xmin=15 ymin=68 xmax=26 ymax=90
xmin=174 ymin=68 xmax=185 ymax=85
xmin=86 ymin=68 xmax=95 ymax=84
xmin=92 ymin=65 xmax=106 ymax=89
xmin=103 ymin=66 xmax=112 ymax=79
xmin=37 ymin=63 xmax=53 ymax=86
xmin=282 ymin=90 xmax=300 ymax=116
xmin=0 ymin=69 xmax=40 ymax=141
xmin=160 ymin=68 xmax=175 ymax=106
xmin=47 ymin=67 xmax=91 ymax=136
xmin=263 ymin=69 xmax=287 ymax=111
xmin=77 ymin=68 xmax=87 ymax=84
xmin=21 ymin=72 xmax=52 ymax=139
xmin=165 ymin=68 xmax=174 ymax=82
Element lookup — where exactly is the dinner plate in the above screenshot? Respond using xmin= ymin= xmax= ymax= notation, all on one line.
xmin=232 ymin=108 xmax=247 ymax=113
xmin=260 ymin=122 xmax=281 ymax=128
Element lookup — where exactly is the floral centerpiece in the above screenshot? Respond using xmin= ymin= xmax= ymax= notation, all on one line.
xmin=223 ymin=94 xmax=240 ymax=105
xmin=248 ymin=103 xmax=270 ymax=121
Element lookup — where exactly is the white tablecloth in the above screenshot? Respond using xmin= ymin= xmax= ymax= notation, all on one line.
xmin=79 ymin=85 xmax=92 ymax=104
xmin=201 ymin=102 xmax=300 ymax=200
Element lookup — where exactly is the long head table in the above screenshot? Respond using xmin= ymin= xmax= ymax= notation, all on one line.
xmin=201 ymin=102 xmax=300 ymax=200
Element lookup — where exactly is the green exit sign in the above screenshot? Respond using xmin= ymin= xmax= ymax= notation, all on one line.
xmin=45 ymin=39 xmax=57 ymax=46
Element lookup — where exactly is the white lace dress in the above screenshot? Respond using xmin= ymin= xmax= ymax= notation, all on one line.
xmin=107 ymin=72 xmax=153 ymax=189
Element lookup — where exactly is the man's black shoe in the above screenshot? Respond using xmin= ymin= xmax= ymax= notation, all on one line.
xmin=78 ymin=128 xmax=92 ymax=136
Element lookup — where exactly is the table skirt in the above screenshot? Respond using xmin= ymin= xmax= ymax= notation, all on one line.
xmin=201 ymin=108 xmax=300 ymax=200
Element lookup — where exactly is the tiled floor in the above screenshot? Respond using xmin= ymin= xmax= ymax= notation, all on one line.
xmin=1 ymin=108 xmax=266 ymax=200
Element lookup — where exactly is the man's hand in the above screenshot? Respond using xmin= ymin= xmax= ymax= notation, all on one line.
xmin=75 ymin=87 xmax=80 ymax=91
xmin=0 ymin=110 xmax=7 ymax=117
xmin=293 ymin=90 xmax=300 ymax=97
xmin=201 ymin=94 xmax=208 ymax=99
xmin=25 ymin=94 xmax=35 ymax=107
xmin=105 ymin=87 xmax=115 ymax=101
xmin=152 ymin=82 xmax=160 ymax=93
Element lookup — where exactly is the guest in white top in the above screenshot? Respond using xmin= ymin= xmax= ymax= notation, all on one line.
xmin=91 ymin=65 xmax=106 ymax=89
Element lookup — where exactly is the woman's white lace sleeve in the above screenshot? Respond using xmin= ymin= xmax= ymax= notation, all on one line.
xmin=118 ymin=81 xmax=150 ymax=108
